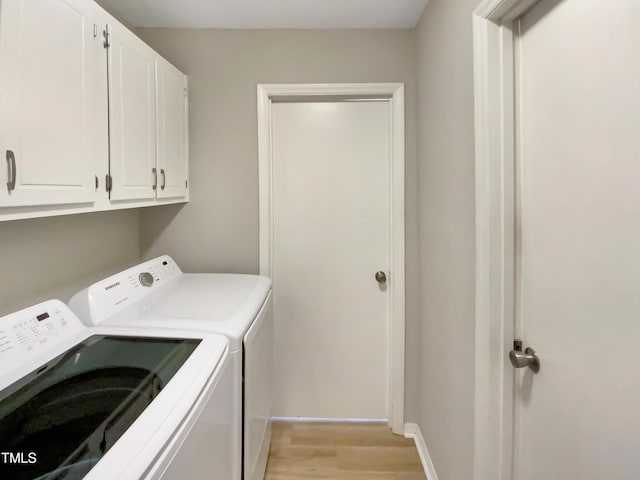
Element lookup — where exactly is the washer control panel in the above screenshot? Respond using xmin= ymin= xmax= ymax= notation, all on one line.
xmin=0 ymin=300 xmax=84 ymax=363
xmin=78 ymin=255 xmax=183 ymax=325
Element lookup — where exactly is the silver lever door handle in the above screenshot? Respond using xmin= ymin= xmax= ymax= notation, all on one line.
xmin=509 ymin=347 xmax=540 ymax=373
xmin=375 ymin=271 xmax=387 ymax=284
xmin=6 ymin=150 xmax=16 ymax=192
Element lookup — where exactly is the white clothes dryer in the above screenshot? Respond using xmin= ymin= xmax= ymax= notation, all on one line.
xmin=70 ymin=255 xmax=273 ymax=480
xmin=0 ymin=300 xmax=233 ymax=480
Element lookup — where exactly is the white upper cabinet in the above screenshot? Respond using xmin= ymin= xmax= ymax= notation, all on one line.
xmin=106 ymin=23 xmax=189 ymax=203
xmin=0 ymin=1 xmax=189 ymax=220
xmin=106 ymin=20 xmax=157 ymax=202
xmin=156 ymin=57 xmax=188 ymax=199
xmin=0 ymin=0 xmax=104 ymax=207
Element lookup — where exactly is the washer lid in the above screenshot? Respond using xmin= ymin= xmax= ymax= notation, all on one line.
xmin=70 ymin=256 xmax=272 ymax=350
xmin=119 ymin=275 xmax=270 ymax=350
xmin=0 ymin=335 xmax=200 ymax=480
xmin=0 ymin=300 xmax=230 ymax=480
xmin=144 ymin=273 xmax=270 ymax=320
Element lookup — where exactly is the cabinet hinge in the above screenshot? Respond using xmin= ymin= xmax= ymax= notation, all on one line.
xmin=103 ymin=29 xmax=110 ymax=49
xmin=105 ymin=174 xmax=112 ymax=193
xmin=184 ymin=88 xmax=188 ymax=98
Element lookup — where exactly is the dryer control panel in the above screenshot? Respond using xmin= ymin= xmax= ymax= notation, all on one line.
xmin=72 ymin=255 xmax=183 ymax=326
xmin=0 ymin=300 xmax=84 ymax=361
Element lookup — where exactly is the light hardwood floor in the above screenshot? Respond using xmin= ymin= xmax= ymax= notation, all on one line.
xmin=264 ymin=421 xmax=427 ymax=479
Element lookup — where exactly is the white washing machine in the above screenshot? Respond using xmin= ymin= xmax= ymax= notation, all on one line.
xmin=69 ymin=255 xmax=273 ymax=480
xmin=0 ymin=300 xmax=233 ymax=479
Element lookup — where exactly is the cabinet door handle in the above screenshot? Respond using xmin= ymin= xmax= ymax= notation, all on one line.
xmin=152 ymin=168 xmax=157 ymax=190
xmin=6 ymin=150 xmax=16 ymax=192
xmin=160 ymin=169 xmax=166 ymax=190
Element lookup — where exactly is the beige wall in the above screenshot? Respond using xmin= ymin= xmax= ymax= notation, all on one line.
xmin=0 ymin=210 xmax=141 ymax=316
xmin=415 ymin=0 xmax=477 ymax=478
xmin=136 ymin=28 xmax=421 ymax=422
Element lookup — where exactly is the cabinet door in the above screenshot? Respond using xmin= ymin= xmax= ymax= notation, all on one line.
xmin=107 ymin=21 xmax=156 ymax=201
xmin=156 ymin=57 xmax=188 ymax=199
xmin=0 ymin=0 xmax=102 ymax=207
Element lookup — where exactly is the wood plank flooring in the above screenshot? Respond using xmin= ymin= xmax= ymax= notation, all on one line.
xmin=264 ymin=421 xmax=427 ymax=479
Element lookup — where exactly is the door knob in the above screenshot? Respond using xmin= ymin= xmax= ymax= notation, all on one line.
xmin=375 ymin=271 xmax=387 ymax=284
xmin=509 ymin=347 xmax=540 ymax=373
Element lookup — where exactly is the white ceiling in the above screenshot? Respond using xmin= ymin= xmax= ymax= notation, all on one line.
xmin=97 ymin=0 xmax=429 ymax=29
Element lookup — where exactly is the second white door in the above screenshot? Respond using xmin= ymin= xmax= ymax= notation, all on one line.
xmin=271 ymin=100 xmax=390 ymax=419
xmin=510 ymin=0 xmax=640 ymax=478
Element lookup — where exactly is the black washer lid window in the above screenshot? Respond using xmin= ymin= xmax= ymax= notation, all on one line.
xmin=0 ymin=335 xmax=200 ymax=480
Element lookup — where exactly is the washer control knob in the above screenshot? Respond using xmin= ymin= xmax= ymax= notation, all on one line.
xmin=139 ymin=272 xmax=154 ymax=287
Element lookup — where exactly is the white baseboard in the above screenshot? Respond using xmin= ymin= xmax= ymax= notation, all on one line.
xmin=271 ymin=417 xmax=387 ymax=423
xmin=404 ymin=423 xmax=439 ymax=480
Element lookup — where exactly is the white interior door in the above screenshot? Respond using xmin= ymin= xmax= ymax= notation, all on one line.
xmin=156 ymin=56 xmax=188 ymax=199
xmin=512 ymin=0 xmax=640 ymax=478
xmin=0 ymin=0 xmax=101 ymax=207
xmin=107 ymin=21 xmax=156 ymax=201
xmin=271 ymin=100 xmax=390 ymax=419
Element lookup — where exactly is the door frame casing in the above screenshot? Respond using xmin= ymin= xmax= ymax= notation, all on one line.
xmin=257 ymin=83 xmax=405 ymax=434
xmin=472 ymin=1 xmax=543 ymax=479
